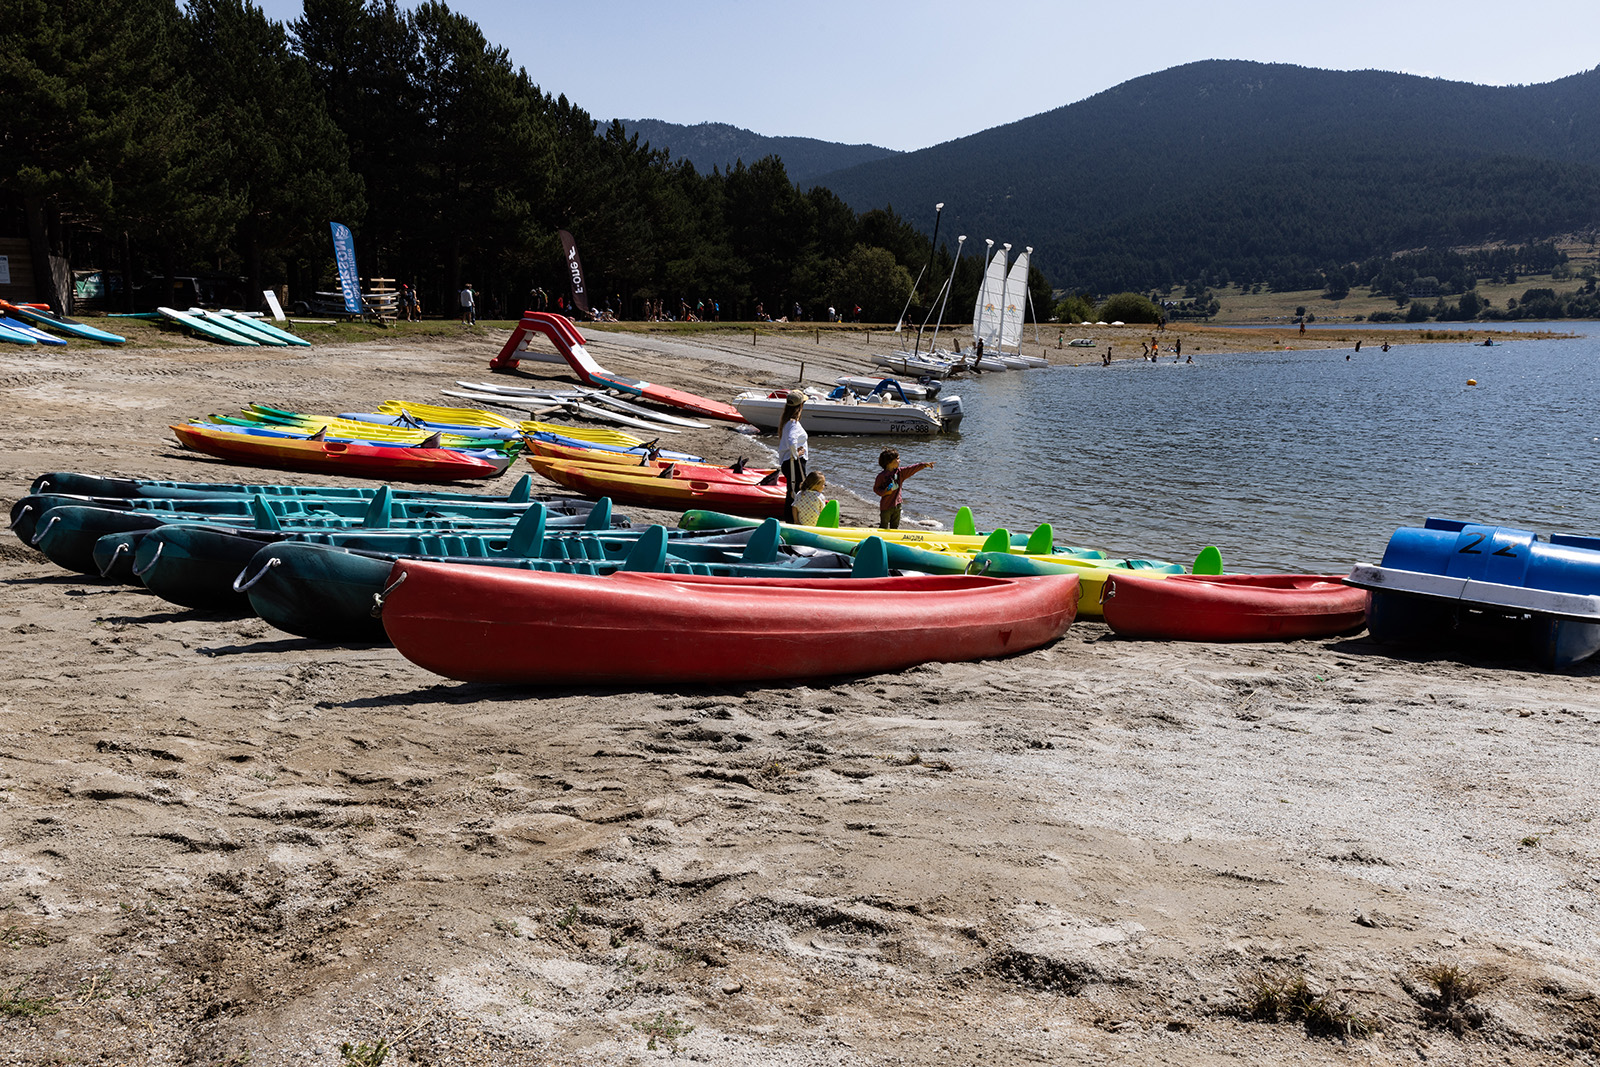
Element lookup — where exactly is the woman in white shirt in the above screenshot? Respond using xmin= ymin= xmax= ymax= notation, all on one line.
xmin=776 ymin=392 xmax=808 ymax=522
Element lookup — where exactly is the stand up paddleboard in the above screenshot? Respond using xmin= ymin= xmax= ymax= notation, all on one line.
xmin=0 ymin=300 xmax=125 ymax=343
xmin=157 ymin=307 xmax=260 ymax=346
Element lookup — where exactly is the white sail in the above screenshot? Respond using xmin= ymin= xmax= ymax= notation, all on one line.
xmin=972 ymin=246 xmax=1007 ymax=348
xmin=1000 ymin=247 xmax=1030 ymax=350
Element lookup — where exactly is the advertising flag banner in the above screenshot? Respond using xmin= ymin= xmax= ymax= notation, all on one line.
xmin=329 ymin=222 xmax=363 ymax=314
xmin=557 ymin=230 xmax=590 ymax=316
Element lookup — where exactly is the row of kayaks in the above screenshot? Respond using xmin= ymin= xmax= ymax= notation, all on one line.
xmin=12 ymin=469 xmax=1376 ymax=685
xmin=15 ymin=473 xmax=1082 ymax=682
xmin=169 ymin=402 xmax=698 ymax=484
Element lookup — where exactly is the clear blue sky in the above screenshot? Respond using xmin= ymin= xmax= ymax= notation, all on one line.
xmin=253 ymin=0 xmax=1600 ymax=152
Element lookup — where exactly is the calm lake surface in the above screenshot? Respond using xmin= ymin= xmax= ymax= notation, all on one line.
xmin=808 ymin=324 xmax=1599 ymax=571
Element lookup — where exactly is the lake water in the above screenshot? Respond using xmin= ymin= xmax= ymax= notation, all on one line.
xmin=806 ymin=324 xmax=1600 ymax=571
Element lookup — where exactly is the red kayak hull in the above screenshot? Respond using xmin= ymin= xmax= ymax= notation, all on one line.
xmin=171 ymin=424 xmax=506 ymax=483
xmin=1101 ymin=573 xmax=1367 ymax=641
xmin=379 ymin=562 xmax=1080 ymax=684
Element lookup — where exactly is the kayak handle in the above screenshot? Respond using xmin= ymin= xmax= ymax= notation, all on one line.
xmin=1099 ymin=576 xmax=1117 ymax=605
xmin=966 ymin=558 xmax=991 ymax=576
xmin=233 ymin=555 xmax=281 ymax=592
xmin=98 ymin=542 xmax=131 ymax=577
xmin=370 ymin=569 xmax=408 ymax=616
xmin=28 ymin=513 xmax=58 ymax=545
xmin=131 ymin=540 xmax=163 ymax=577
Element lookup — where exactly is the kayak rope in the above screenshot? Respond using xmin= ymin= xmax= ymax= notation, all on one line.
xmin=131 ymin=541 xmax=163 ymax=577
xmin=28 ymin=514 xmax=58 ymax=545
xmin=98 ymin=542 xmax=130 ymax=577
xmin=232 ymin=555 xmax=281 ymax=592
xmin=370 ymin=569 xmax=408 ymax=616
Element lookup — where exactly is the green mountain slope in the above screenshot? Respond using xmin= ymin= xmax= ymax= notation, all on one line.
xmin=808 ymin=61 xmax=1600 ymax=292
xmin=620 ymin=119 xmax=899 ymax=185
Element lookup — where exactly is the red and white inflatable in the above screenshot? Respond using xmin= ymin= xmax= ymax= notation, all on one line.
xmin=490 ymin=312 xmax=746 ymax=423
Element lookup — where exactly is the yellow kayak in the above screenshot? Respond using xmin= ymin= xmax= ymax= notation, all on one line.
xmin=377 ymin=400 xmax=647 ymax=447
xmin=967 ymin=553 xmax=1176 ymax=617
xmin=680 ymin=508 xmax=1066 ymax=553
xmin=229 ymin=411 xmax=497 ymax=449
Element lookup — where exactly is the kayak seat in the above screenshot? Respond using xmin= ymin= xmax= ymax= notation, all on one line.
xmin=741 ymin=518 xmax=782 ymax=564
xmin=852 ymin=537 xmax=890 ymax=579
xmin=619 ymin=525 xmax=668 ymax=573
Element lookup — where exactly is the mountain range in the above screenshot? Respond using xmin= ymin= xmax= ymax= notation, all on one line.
xmin=632 ymin=61 xmax=1600 ymax=293
xmin=619 ymin=119 xmax=899 ymax=185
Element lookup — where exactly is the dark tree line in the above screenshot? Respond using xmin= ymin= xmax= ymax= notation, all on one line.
xmin=0 ymin=0 xmax=1051 ymax=324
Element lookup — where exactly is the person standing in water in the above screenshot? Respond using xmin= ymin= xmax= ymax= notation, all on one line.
xmin=776 ymin=392 xmax=808 ymax=522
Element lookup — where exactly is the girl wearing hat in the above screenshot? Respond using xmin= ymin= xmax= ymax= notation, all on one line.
xmin=777 ymin=391 xmax=808 ymax=522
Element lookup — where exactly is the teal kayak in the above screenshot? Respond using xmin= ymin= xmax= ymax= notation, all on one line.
xmin=242 ymin=525 xmax=891 ymax=643
xmin=25 ymin=497 xmax=620 ymax=575
xmin=31 ymin=470 xmax=545 ymax=504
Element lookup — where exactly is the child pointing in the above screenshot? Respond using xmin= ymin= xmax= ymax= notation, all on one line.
xmin=872 ymin=448 xmax=933 ymax=530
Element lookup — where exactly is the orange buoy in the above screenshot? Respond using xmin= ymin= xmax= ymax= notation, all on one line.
xmin=1467 ymin=379 xmax=1478 ymax=386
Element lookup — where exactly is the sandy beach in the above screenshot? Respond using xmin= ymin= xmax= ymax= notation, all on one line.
xmin=1 ymin=319 xmax=1596 ymax=1066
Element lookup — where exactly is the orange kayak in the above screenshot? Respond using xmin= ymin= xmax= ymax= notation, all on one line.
xmin=527 ymin=455 xmax=786 ymax=517
xmin=524 ymin=436 xmax=777 ymax=480
xmin=171 ymin=424 xmax=508 ymax=482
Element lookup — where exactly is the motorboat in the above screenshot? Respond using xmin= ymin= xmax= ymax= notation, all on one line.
xmin=834 ymin=375 xmax=941 ymax=400
xmin=732 ymin=385 xmax=963 ymax=435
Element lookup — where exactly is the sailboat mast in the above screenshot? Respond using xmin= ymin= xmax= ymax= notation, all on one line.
xmin=912 ymin=203 xmax=944 ymax=357
xmin=928 ymin=235 xmax=966 ymax=352
xmin=998 ymin=242 xmax=1013 ymax=353
xmin=1024 ymin=246 xmax=1039 ymax=346
xmin=973 ymin=239 xmax=995 ymax=348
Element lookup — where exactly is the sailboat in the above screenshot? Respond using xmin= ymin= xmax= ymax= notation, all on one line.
xmin=998 ymin=246 xmax=1048 ymax=368
xmin=967 ymin=243 xmax=1017 ymax=370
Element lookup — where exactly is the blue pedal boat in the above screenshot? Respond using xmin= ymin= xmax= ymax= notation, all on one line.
xmin=1346 ymin=517 xmax=1600 ymax=670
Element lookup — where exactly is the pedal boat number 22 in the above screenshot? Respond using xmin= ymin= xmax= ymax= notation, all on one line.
xmin=375 ymin=561 xmax=1081 ymax=685
xmin=1346 ymin=518 xmax=1600 ymax=670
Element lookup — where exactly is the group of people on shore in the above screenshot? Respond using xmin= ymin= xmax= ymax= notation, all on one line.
xmin=776 ymin=392 xmax=933 ymax=530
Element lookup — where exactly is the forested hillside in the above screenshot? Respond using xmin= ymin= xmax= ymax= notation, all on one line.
xmin=812 ymin=61 xmax=1600 ymax=296
xmin=620 ymin=120 xmax=898 ymax=186
xmin=0 ymin=0 xmax=1011 ymax=323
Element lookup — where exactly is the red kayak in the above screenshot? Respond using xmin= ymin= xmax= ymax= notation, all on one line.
xmin=378 ymin=562 xmax=1081 ymax=684
xmin=171 ymin=423 xmax=507 ymax=483
xmin=1100 ymin=573 xmax=1367 ymax=641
